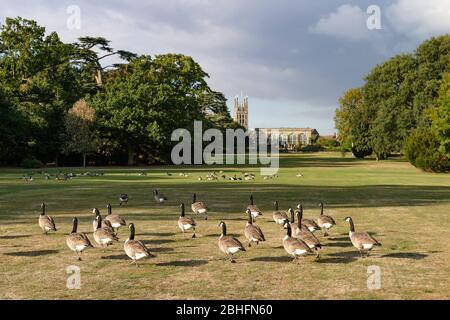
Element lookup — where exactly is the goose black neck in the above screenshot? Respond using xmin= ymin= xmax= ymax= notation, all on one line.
xmin=286 ymin=223 xmax=292 ymax=237
xmin=71 ymin=218 xmax=78 ymax=233
xmin=290 ymin=209 xmax=294 ymax=224
xmin=96 ymin=215 xmax=102 ymax=229
xmin=129 ymin=224 xmax=135 ymax=240
xmin=180 ymin=203 xmax=185 ymax=217
xmin=193 ymin=193 xmax=196 ymax=203
xmin=41 ymin=203 xmax=46 ymax=215
xmin=274 ymin=201 xmax=278 ymax=211
xmin=154 ymin=190 xmax=158 ymax=195
xmin=247 ymin=210 xmax=253 ymax=224
xmin=107 ymin=204 xmax=112 ymax=215
xmin=348 ymin=218 xmax=355 ymax=232
xmin=297 ymin=211 xmax=302 ymax=228
xmin=320 ymin=202 xmax=324 ymax=215
xmin=221 ymin=223 xmax=227 ymax=236
xmin=250 ymin=195 xmax=254 ymax=205
xmin=94 ymin=208 xmax=100 ymax=217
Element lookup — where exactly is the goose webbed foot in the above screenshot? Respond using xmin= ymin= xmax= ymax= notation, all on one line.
xmin=192 ymin=233 xmax=196 ymax=238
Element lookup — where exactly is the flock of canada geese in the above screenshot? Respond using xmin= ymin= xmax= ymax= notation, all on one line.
xmin=37 ymin=193 xmax=381 ymax=265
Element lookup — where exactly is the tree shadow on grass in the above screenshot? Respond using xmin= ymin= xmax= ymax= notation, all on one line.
xmin=249 ymin=256 xmax=293 ymax=263
xmin=325 ymin=241 xmax=352 ymax=248
xmin=381 ymin=252 xmax=428 ymax=260
xmin=156 ymin=259 xmax=208 ymax=267
xmin=139 ymin=232 xmax=176 ymax=237
xmin=4 ymin=249 xmax=59 ymax=257
xmin=150 ymin=247 xmax=174 ymax=253
xmin=0 ymin=235 xmax=31 ymax=239
xmin=316 ymin=256 xmax=357 ymax=264
xmin=141 ymin=239 xmax=175 ymax=245
xmin=203 ymin=233 xmax=240 ymax=238
xmin=101 ymin=254 xmax=128 ymax=260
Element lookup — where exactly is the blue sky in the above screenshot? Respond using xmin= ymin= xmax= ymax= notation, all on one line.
xmin=1 ymin=0 xmax=449 ymax=134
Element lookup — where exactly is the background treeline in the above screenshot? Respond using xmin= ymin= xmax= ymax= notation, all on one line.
xmin=335 ymin=35 xmax=450 ymax=172
xmin=0 ymin=17 xmax=240 ymax=167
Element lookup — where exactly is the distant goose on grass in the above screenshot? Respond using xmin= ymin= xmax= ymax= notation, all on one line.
xmin=317 ymin=202 xmax=336 ymax=237
xmin=295 ymin=210 xmax=322 ymax=258
xmin=153 ymin=190 xmax=167 ymax=204
xmin=178 ymin=203 xmax=196 ymax=238
xmin=246 ymin=195 xmax=262 ymax=219
xmin=93 ymin=215 xmax=119 ymax=248
xmin=119 ymin=194 xmax=129 ymax=206
xmin=124 ymin=223 xmax=154 ymax=266
xmin=191 ymin=193 xmax=208 ymax=220
xmin=344 ymin=216 xmax=381 ymax=258
xmin=218 ymin=221 xmax=246 ymax=263
xmin=104 ymin=204 xmax=126 ymax=232
xmin=296 ymin=204 xmax=320 ymax=233
xmin=38 ymin=203 xmax=57 ymax=235
xmin=282 ymin=220 xmax=313 ymax=263
xmin=244 ymin=209 xmax=265 ymax=247
xmin=66 ymin=217 xmax=93 ymax=261
xmin=272 ymin=201 xmax=288 ymax=226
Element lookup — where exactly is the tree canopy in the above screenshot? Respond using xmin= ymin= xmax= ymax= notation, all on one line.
xmin=0 ymin=17 xmax=238 ymax=166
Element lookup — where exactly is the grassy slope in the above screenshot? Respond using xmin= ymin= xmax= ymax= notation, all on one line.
xmin=0 ymin=152 xmax=449 ymax=299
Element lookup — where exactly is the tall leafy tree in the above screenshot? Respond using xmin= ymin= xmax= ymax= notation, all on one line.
xmin=431 ymin=68 xmax=450 ymax=158
xmin=62 ymin=99 xmax=99 ymax=167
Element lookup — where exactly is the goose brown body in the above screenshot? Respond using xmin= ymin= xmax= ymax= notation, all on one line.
xmin=218 ymin=221 xmax=245 ymax=262
xmin=345 ymin=217 xmax=381 ymax=257
xmin=244 ymin=209 xmax=265 ymax=247
xmin=282 ymin=221 xmax=313 ymax=262
xmin=104 ymin=204 xmax=126 ymax=230
xmin=317 ymin=202 xmax=336 ymax=236
xmin=124 ymin=223 xmax=153 ymax=265
xmin=178 ymin=203 xmax=196 ymax=238
xmin=246 ymin=195 xmax=262 ymax=219
xmin=93 ymin=215 xmax=119 ymax=247
xmin=191 ymin=193 xmax=208 ymax=220
xmin=272 ymin=201 xmax=288 ymax=226
xmin=38 ymin=203 xmax=56 ymax=234
xmin=66 ymin=218 xmax=93 ymax=260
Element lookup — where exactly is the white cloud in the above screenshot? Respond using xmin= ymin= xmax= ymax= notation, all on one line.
xmin=386 ymin=0 xmax=450 ymax=40
xmin=308 ymin=4 xmax=371 ymax=41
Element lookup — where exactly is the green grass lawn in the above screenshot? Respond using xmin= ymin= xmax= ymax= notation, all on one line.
xmin=0 ymin=152 xmax=449 ymax=299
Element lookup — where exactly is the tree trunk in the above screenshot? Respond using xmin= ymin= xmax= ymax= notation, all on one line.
xmin=127 ymin=144 xmax=135 ymax=166
xmin=83 ymin=153 xmax=87 ymax=168
xmin=95 ymin=69 xmax=103 ymax=86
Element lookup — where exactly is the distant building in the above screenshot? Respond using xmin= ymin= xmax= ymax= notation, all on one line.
xmin=256 ymin=127 xmax=320 ymax=149
xmin=232 ymin=93 xmax=319 ymax=149
xmin=233 ymin=94 xmax=248 ymax=129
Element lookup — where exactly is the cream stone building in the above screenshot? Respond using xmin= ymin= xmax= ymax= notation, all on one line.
xmin=232 ymin=94 xmax=319 ymax=149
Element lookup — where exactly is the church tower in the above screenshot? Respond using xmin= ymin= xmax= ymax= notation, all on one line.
xmin=233 ymin=94 xmax=248 ymax=129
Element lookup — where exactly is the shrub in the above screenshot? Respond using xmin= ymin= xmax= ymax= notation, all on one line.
xmin=20 ymin=158 xmax=44 ymax=169
xmin=404 ymin=128 xmax=450 ymax=172
xmin=300 ymin=144 xmax=324 ymax=152
xmin=351 ymin=144 xmax=373 ymax=159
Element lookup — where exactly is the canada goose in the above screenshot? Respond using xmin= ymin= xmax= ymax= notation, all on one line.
xmin=244 ymin=209 xmax=265 ymax=247
xmin=218 ymin=221 xmax=246 ymax=263
xmin=272 ymin=201 xmax=288 ymax=226
xmin=38 ymin=203 xmax=57 ymax=235
xmin=282 ymin=220 xmax=313 ymax=263
xmin=317 ymin=202 xmax=336 ymax=237
xmin=344 ymin=217 xmax=381 ymax=258
xmin=153 ymin=190 xmax=167 ymax=204
xmin=119 ymin=194 xmax=129 ymax=206
xmin=246 ymin=195 xmax=262 ymax=219
xmin=93 ymin=215 xmax=119 ymax=247
xmin=178 ymin=203 xmax=196 ymax=238
xmin=92 ymin=208 xmax=114 ymax=233
xmin=124 ymin=223 xmax=154 ymax=266
xmin=66 ymin=217 xmax=93 ymax=261
xmin=296 ymin=204 xmax=320 ymax=233
xmin=191 ymin=193 xmax=208 ymax=220
xmin=104 ymin=204 xmax=126 ymax=232
xmin=92 ymin=208 xmax=101 ymax=231
xmin=295 ymin=210 xmax=322 ymax=258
